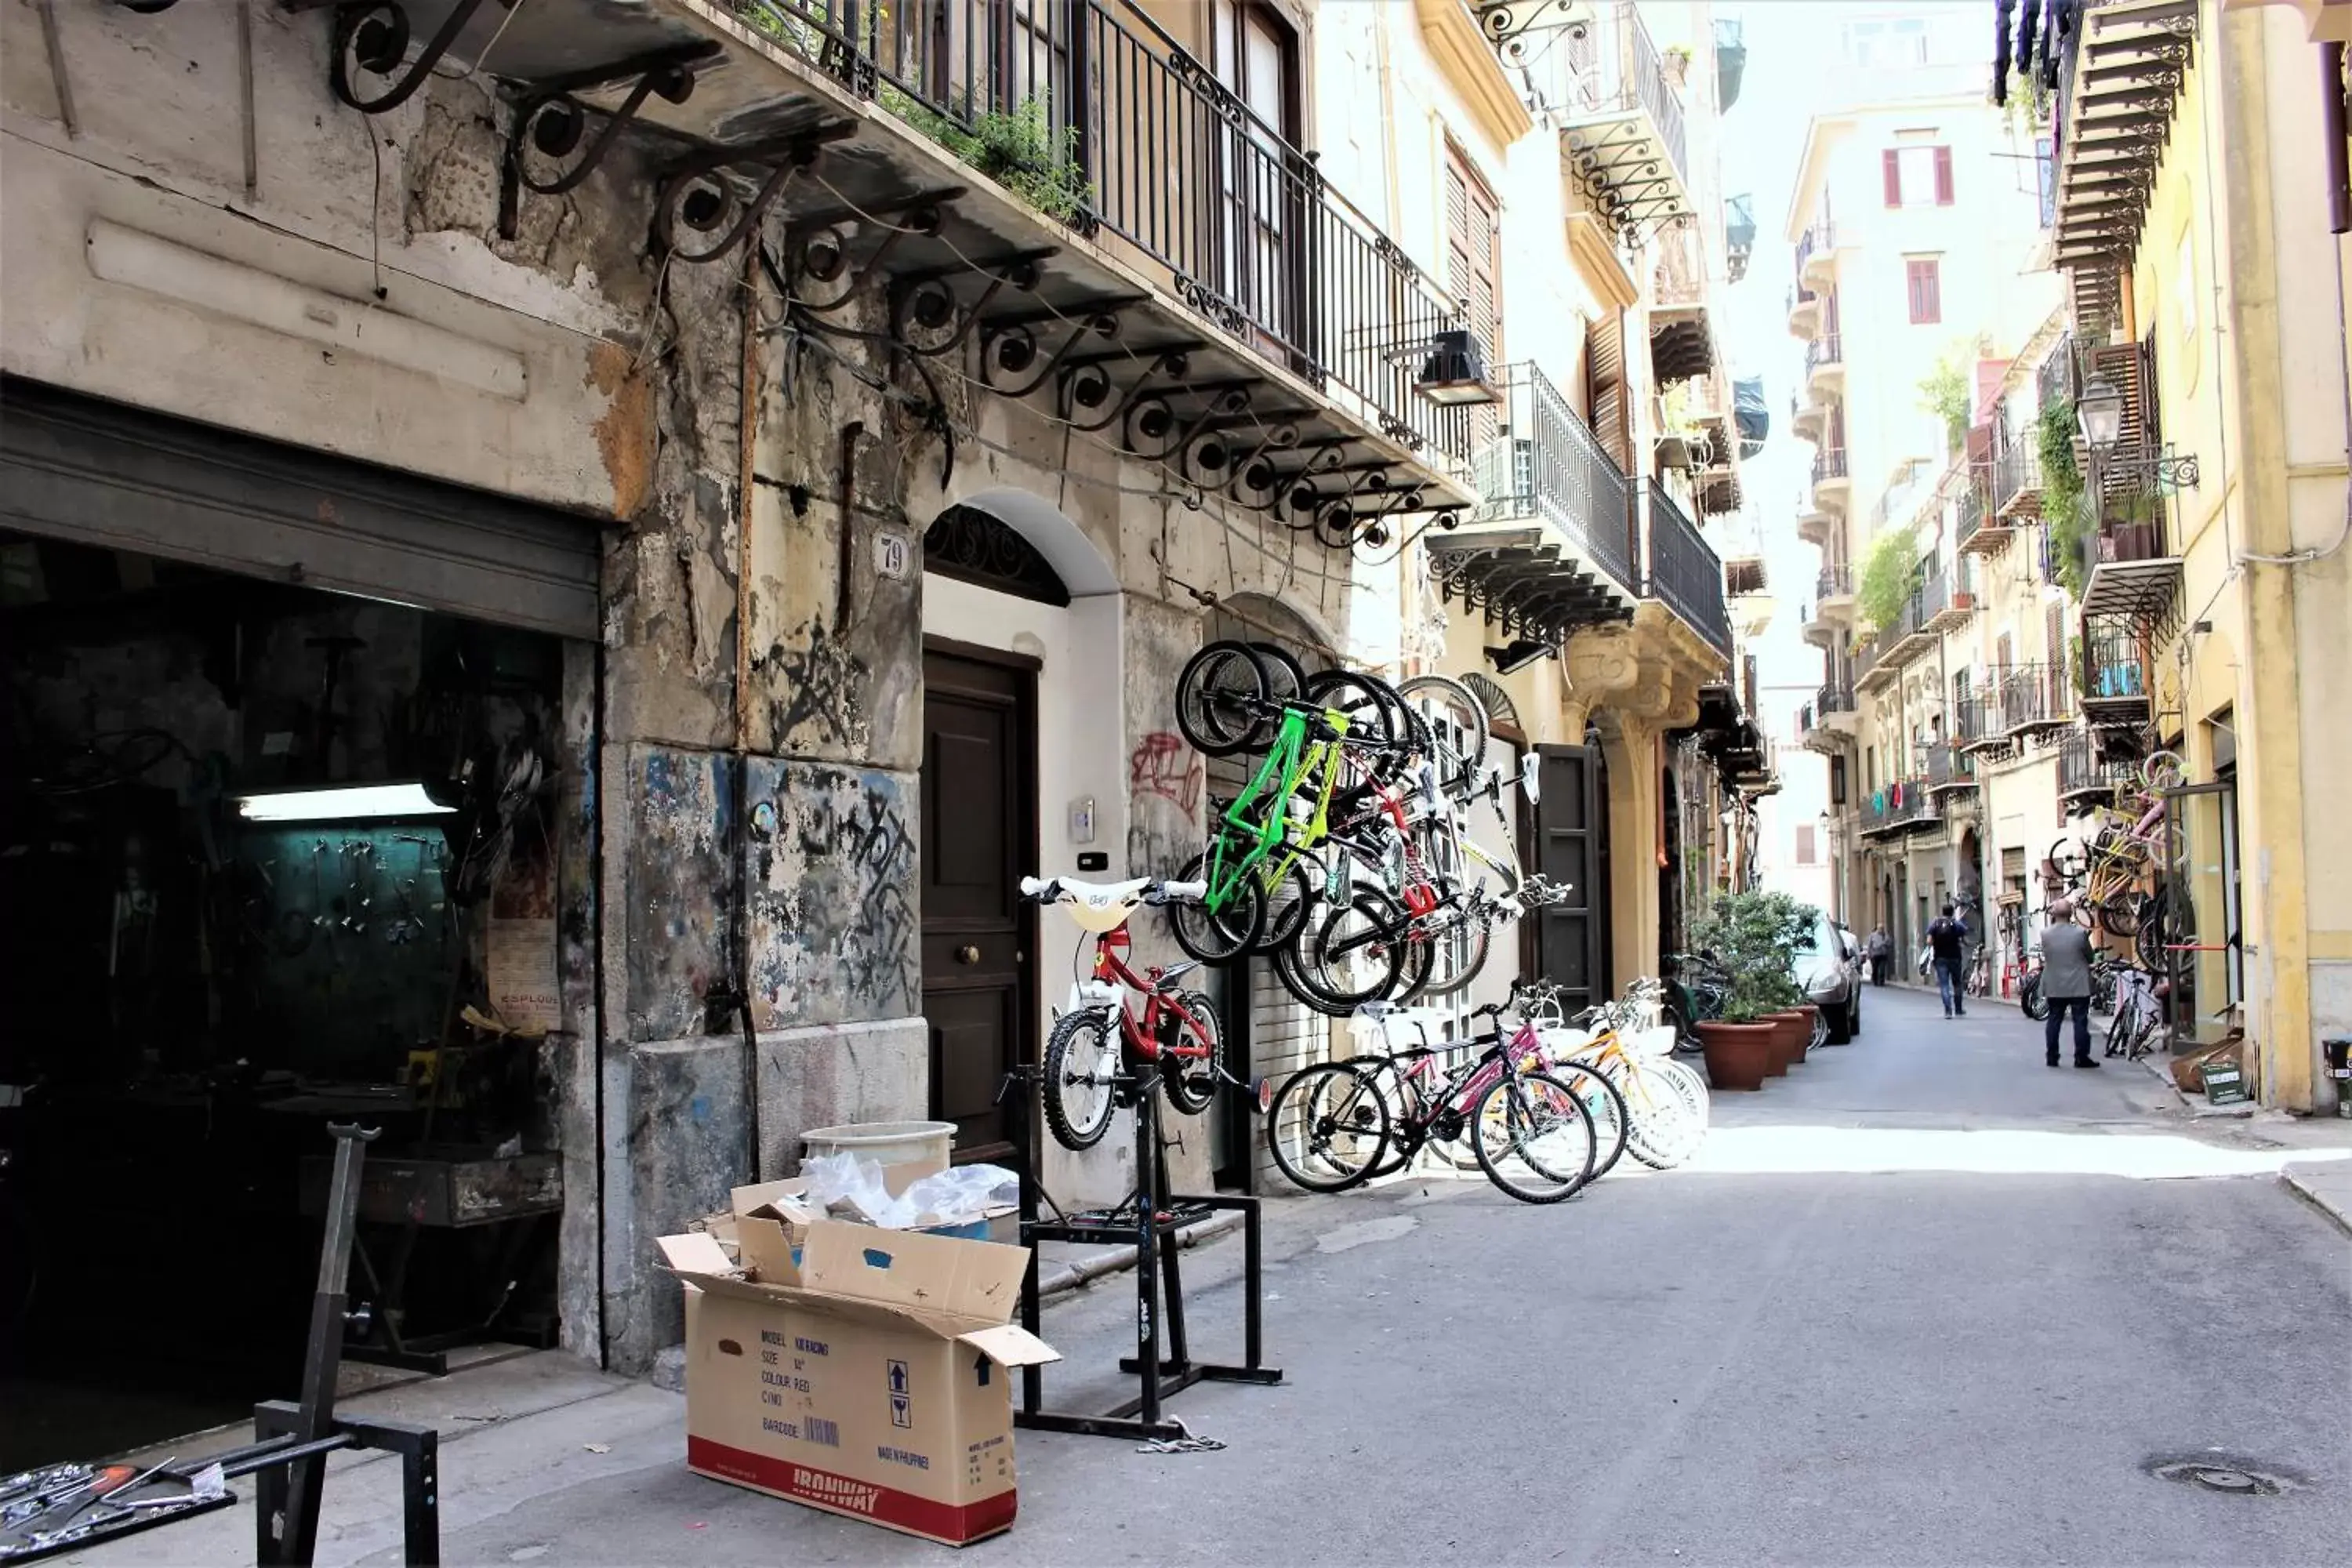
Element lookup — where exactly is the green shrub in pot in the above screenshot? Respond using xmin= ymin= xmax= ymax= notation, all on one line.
xmin=1690 ymin=891 xmax=1819 ymax=1023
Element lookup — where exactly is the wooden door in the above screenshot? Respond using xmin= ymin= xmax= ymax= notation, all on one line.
xmin=1526 ymin=744 xmax=1610 ymax=1016
xmin=920 ymin=647 xmax=1037 ymax=1165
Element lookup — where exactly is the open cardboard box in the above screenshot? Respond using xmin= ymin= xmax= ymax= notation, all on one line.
xmin=659 ymin=1179 xmax=1056 ymax=1546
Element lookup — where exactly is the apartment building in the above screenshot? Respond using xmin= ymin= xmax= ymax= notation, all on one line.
xmin=1781 ymin=9 xmax=2060 ymax=960
xmin=1330 ymin=0 xmax=1762 ymax=1018
xmin=2025 ymin=0 xmax=2352 ymax=1108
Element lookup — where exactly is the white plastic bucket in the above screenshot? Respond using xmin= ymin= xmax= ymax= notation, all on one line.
xmin=798 ymin=1120 xmax=956 ymax=1174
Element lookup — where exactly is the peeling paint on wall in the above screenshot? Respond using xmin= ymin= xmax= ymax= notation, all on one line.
xmin=745 ymin=760 xmax=919 ymax=1029
xmin=625 ymin=746 xmax=731 ymax=1040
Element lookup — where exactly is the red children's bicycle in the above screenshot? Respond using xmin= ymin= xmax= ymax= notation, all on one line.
xmin=1021 ymin=875 xmax=1227 ymax=1151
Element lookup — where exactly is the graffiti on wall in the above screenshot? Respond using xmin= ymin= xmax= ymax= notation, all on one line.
xmin=1128 ymin=731 xmax=1203 ymax=815
xmin=746 ymin=761 xmax=919 ymax=1028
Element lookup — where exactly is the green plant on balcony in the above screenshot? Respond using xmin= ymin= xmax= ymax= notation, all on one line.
xmin=1856 ymin=524 xmax=1918 ymax=633
xmin=1918 ymin=356 xmax=1970 ymax=455
xmin=877 ymin=88 xmax=1094 ymax=226
xmin=2039 ymin=398 xmax=2090 ymax=599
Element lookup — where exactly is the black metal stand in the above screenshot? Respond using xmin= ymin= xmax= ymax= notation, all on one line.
xmin=1010 ymin=1071 xmax=1280 ymax=1443
xmin=0 ymin=1125 xmax=441 ymax=1566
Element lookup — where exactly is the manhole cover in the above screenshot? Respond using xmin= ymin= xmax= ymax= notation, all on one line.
xmin=2145 ymin=1455 xmax=2298 ymax=1497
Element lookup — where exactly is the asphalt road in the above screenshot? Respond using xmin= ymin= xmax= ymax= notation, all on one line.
xmin=74 ymin=985 xmax=2352 ymax=1567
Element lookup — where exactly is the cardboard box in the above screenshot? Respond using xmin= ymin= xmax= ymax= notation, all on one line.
xmin=659 ymin=1207 xmax=1057 ymax=1546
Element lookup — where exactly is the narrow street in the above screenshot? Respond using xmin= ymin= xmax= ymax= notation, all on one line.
xmin=74 ymin=986 xmax=2351 ymax=1568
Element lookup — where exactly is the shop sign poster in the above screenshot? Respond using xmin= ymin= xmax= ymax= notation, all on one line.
xmin=488 ymin=836 xmax=561 ymax=1033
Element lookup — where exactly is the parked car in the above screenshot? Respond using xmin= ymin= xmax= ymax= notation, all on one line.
xmin=1795 ymin=911 xmax=1861 ymax=1042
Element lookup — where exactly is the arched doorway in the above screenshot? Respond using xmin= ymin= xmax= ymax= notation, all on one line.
xmin=918 ymin=498 xmax=1123 ymax=1196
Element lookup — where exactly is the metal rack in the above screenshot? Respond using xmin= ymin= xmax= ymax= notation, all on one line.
xmin=1003 ymin=1069 xmax=1281 ymax=1443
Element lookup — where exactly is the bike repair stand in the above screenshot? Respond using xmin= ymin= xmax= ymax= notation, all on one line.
xmin=1004 ymin=1068 xmax=1281 ymax=1442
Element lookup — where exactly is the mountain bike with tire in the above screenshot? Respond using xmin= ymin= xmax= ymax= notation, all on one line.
xmin=1022 ymin=875 xmax=1228 ymax=1150
xmin=1265 ymin=992 xmax=1605 ymax=1203
xmin=1521 ymin=979 xmax=1711 ymax=1171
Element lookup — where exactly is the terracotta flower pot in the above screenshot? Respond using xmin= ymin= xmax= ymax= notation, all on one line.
xmin=1761 ymin=1011 xmax=1802 ymax=1076
xmin=1697 ymin=1020 xmax=1774 ymax=1091
xmin=1788 ymin=1005 xmax=1820 ymax=1064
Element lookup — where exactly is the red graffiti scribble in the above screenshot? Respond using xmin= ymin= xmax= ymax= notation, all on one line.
xmin=1129 ymin=731 xmax=1203 ymax=814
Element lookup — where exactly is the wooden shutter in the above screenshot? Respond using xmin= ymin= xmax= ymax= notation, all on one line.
xmin=2045 ymin=603 xmax=2064 ymax=667
xmin=1796 ymin=824 xmax=1817 ymax=865
xmin=1907 ymin=258 xmax=1941 ymax=323
xmin=1831 ymin=753 xmax=1848 ymax=806
xmin=1933 ymin=144 xmax=1955 ymax=205
xmin=1587 ymin=309 xmax=1632 ymax=473
xmin=1445 ymin=145 xmax=1502 ymax=365
xmin=1883 ymin=148 xmax=1903 ymax=206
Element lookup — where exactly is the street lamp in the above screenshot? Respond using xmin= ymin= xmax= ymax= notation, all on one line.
xmin=2076 ymin=376 xmax=2125 ymax=452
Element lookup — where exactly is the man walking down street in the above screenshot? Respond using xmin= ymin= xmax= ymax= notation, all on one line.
xmin=2040 ymin=902 xmax=2100 ymax=1069
xmin=1928 ymin=903 xmax=1969 ymax=1018
xmin=1867 ymin=924 xmax=1891 ymax=986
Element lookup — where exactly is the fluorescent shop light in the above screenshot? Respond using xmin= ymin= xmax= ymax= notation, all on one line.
xmin=236 ymin=783 xmax=454 ymax=823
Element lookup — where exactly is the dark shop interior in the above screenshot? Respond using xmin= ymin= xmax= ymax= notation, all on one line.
xmin=1 ymin=529 xmax=573 ymax=1470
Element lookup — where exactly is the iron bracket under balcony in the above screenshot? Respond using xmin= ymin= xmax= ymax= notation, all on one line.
xmin=1430 ymin=530 xmax=1636 ymax=648
xmin=278 ymin=0 xmax=1478 ymax=544
xmin=1555 ymin=3 xmax=1694 ymax=239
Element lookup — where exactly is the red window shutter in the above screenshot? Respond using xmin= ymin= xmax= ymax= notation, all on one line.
xmin=1933 ymin=145 xmax=1955 ymax=205
xmin=1883 ymin=149 xmax=1903 ymax=207
xmin=1923 ymin=261 xmax=1941 ymax=323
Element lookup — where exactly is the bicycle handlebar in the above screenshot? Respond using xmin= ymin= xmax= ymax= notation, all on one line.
xmin=1018 ymin=876 xmax=1208 ymax=906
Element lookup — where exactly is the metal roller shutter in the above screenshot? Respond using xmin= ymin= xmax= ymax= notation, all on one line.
xmin=0 ymin=377 xmax=603 ymax=640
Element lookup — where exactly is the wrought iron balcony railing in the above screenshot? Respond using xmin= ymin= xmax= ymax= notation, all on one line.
xmin=2080 ymin=622 xmax=2151 ymax=717
xmin=1806 ymin=331 xmax=1844 ymax=379
xmin=2057 ymin=728 xmax=2135 ymax=799
xmin=1473 ymin=361 xmax=1639 ymax=595
xmin=1817 ymin=562 xmax=1853 ymax=601
xmin=1812 ymin=446 xmax=1849 ymax=486
xmin=2001 ymin=662 xmax=2072 ymax=733
xmin=1644 ymin=480 xmax=1733 ymax=662
xmin=1541 ymin=1 xmax=1692 ymax=230
xmin=1994 ymin=441 xmax=2042 ymax=516
xmin=1817 ymin=680 xmax=1856 ymax=715
xmin=1954 ymin=474 xmax=1989 ymax=552
xmin=1926 ymin=742 xmax=1975 ymax=793
xmin=724 ymin=0 xmax=1472 ymax=465
xmin=1860 ymin=778 xmax=1935 ymax=834
xmin=1795 ymin=216 xmax=1835 ymax=278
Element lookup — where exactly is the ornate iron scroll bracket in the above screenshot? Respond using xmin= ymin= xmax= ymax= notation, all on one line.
xmin=1474 ymin=2 xmax=1592 ymax=67
xmin=505 ymin=49 xmax=709 ymax=202
xmin=327 ymin=0 xmax=496 ymax=116
xmin=656 ymin=123 xmax=855 ymax=265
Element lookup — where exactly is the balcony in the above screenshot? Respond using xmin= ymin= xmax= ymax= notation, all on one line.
xmin=1924 ymin=559 xmax=1976 ymax=635
xmin=1651 ymin=219 xmax=1719 ymax=387
xmin=2057 ymin=728 xmax=2134 ymax=804
xmin=1879 ymin=568 xmax=1949 ymax=666
xmin=1795 ymin=217 xmax=1836 ymax=290
xmin=1925 ymin=743 xmax=1976 ymax=797
xmin=1804 ymin=329 xmax=1846 ymax=399
xmin=1859 ymin=777 xmax=1938 ymax=838
xmin=1810 ymin=447 xmax=1851 ymax=513
xmin=2080 ymin=619 xmax=2152 ymax=728
xmin=1725 ymin=194 xmax=1755 ymax=283
xmin=1993 ymin=439 xmax=2043 ymax=524
xmin=2081 ymin=458 xmax=2185 ymax=622
xmin=1643 ymin=480 xmax=1734 ymax=662
xmin=1955 ymin=471 xmax=2013 ymax=559
xmin=383 ymin=0 xmax=1479 ymax=527
xmin=2000 ymin=662 xmax=2074 ymax=739
xmin=1801 ymin=681 xmax=1857 ymax=753
xmin=1791 ymin=390 xmax=1826 ymax=444
xmin=1853 ymin=633 xmax=1893 ymax=693
xmin=1817 ymin=561 xmax=1855 ymax=619
xmin=1787 ymin=283 xmax=1823 ymax=340
xmin=1955 ymin=689 xmax=2006 ymax=755
xmin=2049 ymin=0 xmax=2201 ymax=287
xmin=1441 ymin=360 xmax=1641 ymax=645
xmin=1551 ymin=2 xmax=1694 ymax=234
xmin=1799 ymin=600 xmax=1837 ymax=648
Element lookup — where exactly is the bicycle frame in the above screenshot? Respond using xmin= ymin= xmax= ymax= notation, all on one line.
xmin=1200 ymin=706 xmax=1350 ymax=914
xmin=1080 ymin=920 xmax=1215 ymax=1067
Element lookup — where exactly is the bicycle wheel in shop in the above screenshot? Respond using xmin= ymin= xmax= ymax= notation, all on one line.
xmin=1258 ymin=855 xmax=1322 ymax=955
xmin=1470 ymin=1070 xmax=1598 ymax=1204
xmin=1250 ymin=642 xmax=1309 ymax=708
xmin=1619 ymin=1060 xmax=1707 ymax=1171
xmin=1287 ymin=888 xmax=1407 ymax=1014
xmin=1265 ymin=1063 xmax=1390 ymax=1193
xmin=1534 ymin=1058 xmax=1630 ymax=1181
xmin=1302 ymin=669 xmax=1404 ymax=753
xmin=1168 ymin=849 xmax=1265 ymax=964
xmin=1341 ymin=1054 xmax=1418 ymax=1180
xmin=1040 ymin=1008 xmax=1122 ymax=1152
xmin=1417 ymin=909 xmax=1494 ymax=1000
xmin=1396 ymin=673 xmax=1490 ymax=797
xmin=1175 ymin=641 xmax=1269 ymax=757
xmin=1160 ymin=991 xmax=1225 ymax=1116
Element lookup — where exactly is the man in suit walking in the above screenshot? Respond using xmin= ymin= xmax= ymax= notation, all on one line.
xmin=2040 ymin=901 xmax=2100 ymax=1069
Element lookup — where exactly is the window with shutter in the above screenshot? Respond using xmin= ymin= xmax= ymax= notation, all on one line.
xmin=1906 ymin=257 xmax=1941 ymax=323
xmin=1882 ymin=148 xmax=1902 ymax=207
xmin=2045 ymin=604 xmax=2064 ymax=669
xmin=1585 ymin=309 xmax=1632 ymax=474
xmin=1444 ymin=143 xmax=1503 ymax=366
xmin=1933 ymin=145 xmax=1954 ymax=205
xmin=1796 ymin=825 xmax=1818 ymax=866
